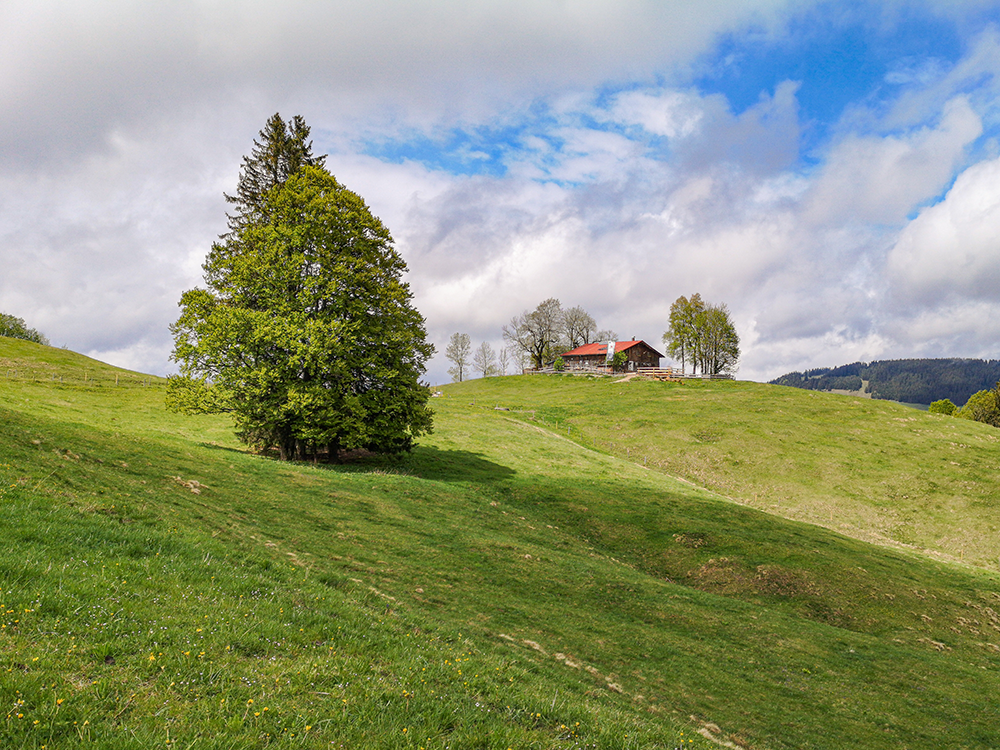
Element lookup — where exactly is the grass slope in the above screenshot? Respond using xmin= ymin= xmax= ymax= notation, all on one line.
xmin=1 ymin=339 xmax=1000 ymax=749
xmin=441 ymin=374 xmax=1000 ymax=570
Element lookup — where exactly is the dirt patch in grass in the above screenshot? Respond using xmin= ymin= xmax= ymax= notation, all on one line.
xmin=753 ymin=564 xmax=819 ymax=598
xmin=689 ymin=558 xmax=817 ymax=598
xmin=689 ymin=557 xmax=752 ymax=595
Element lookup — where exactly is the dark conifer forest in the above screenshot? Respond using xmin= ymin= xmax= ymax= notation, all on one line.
xmin=769 ymin=358 xmax=1000 ymax=406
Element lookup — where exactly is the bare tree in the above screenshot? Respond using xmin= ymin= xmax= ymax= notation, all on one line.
xmin=595 ymin=329 xmax=618 ymax=343
xmin=563 ymin=305 xmax=597 ymax=348
xmin=497 ymin=346 xmax=511 ymax=375
xmin=472 ymin=341 xmax=498 ymax=378
xmin=503 ymin=298 xmax=565 ymax=369
xmin=445 ymin=332 xmax=472 ymax=382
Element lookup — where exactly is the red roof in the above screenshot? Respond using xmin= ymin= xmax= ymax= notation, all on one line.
xmin=561 ymin=340 xmax=662 ymax=358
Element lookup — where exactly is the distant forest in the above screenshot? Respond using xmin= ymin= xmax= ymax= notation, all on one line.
xmin=769 ymin=358 xmax=1000 ymax=406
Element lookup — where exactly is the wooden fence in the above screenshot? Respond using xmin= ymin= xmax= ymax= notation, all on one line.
xmin=637 ymin=367 xmax=733 ymax=380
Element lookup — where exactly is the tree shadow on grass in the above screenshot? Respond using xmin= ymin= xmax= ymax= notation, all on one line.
xmin=328 ymin=445 xmax=516 ymax=484
xmin=196 ymin=442 xmax=245 ymax=455
xmin=195 ymin=440 xmax=515 ymax=483
xmin=408 ymin=445 xmax=516 ymax=483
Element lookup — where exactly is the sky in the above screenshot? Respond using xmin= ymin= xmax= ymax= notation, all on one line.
xmin=4 ymin=0 xmax=1000 ymax=386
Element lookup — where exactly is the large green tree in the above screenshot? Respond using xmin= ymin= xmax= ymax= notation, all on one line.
xmin=662 ymin=294 xmax=704 ymax=374
xmin=168 ymin=119 xmax=433 ymax=461
xmin=662 ymin=294 xmax=739 ymax=376
xmin=695 ymin=303 xmax=740 ymax=376
xmin=0 ymin=313 xmax=48 ymax=345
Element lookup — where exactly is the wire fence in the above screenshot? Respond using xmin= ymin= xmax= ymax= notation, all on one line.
xmin=1 ymin=365 xmax=160 ymax=389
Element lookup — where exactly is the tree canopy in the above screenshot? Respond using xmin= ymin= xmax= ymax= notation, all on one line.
xmin=662 ymin=294 xmax=704 ymax=374
xmin=957 ymin=383 xmax=1000 ymax=427
xmin=497 ymin=346 xmax=512 ymax=375
xmin=168 ymin=117 xmax=433 ymax=461
xmin=662 ymin=295 xmax=739 ymax=376
xmin=0 ymin=313 xmax=48 ymax=345
xmin=770 ymin=359 xmax=1000 ymax=406
xmin=563 ymin=305 xmax=596 ymax=349
xmin=224 ymin=113 xmax=326 ymax=235
xmin=696 ymin=303 xmax=740 ymax=376
xmin=611 ymin=350 xmax=628 ymax=373
xmin=928 ymin=398 xmax=958 ymax=415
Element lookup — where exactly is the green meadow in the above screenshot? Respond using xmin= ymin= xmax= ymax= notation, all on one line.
xmin=445 ymin=374 xmax=1000 ymax=569
xmin=2 ymin=338 xmax=1000 ymax=749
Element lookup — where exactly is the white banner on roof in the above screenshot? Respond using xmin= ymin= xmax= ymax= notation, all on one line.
xmin=605 ymin=341 xmax=615 ymax=363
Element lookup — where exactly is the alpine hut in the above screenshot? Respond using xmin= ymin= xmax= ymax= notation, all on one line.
xmin=560 ymin=340 xmax=663 ymax=372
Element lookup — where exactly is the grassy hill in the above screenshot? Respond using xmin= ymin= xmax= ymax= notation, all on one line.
xmin=444 ymin=374 xmax=1000 ymax=569
xmin=2 ymin=339 xmax=1000 ymax=749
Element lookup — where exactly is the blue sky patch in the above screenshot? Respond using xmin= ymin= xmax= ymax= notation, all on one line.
xmin=364 ymin=126 xmax=515 ymax=177
xmin=360 ymin=3 xmax=986 ymax=183
xmin=694 ymin=3 xmax=964 ymax=148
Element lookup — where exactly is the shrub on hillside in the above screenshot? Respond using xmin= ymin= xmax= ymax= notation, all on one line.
xmin=0 ymin=312 xmax=48 ymax=345
xmin=957 ymin=385 xmax=1000 ymax=427
xmin=612 ymin=350 xmax=628 ymax=373
xmin=929 ymin=398 xmax=957 ymax=415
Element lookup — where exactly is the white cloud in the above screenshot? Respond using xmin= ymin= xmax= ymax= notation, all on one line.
xmin=375 ymin=70 xmax=994 ymax=384
xmin=0 ymin=0 xmax=808 ymax=382
xmin=742 ymin=326 xmax=893 ymax=381
xmin=542 ymin=127 xmax=646 ymax=184
xmin=0 ymin=117 xmax=235 ymax=371
xmin=4 ymin=0 xmax=1000 ymax=390
xmin=0 ymin=0 xmax=798 ymax=169
xmin=887 ymin=155 xmax=1000 ymax=304
xmin=881 ymin=26 xmax=1000 ymax=131
xmin=806 ymin=95 xmax=982 ymax=225
xmin=607 ymin=90 xmax=705 ymax=139
xmin=687 ymin=80 xmax=802 ymax=175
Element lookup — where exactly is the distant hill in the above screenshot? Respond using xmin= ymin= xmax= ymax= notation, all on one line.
xmin=769 ymin=357 xmax=1000 ymax=406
